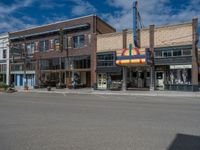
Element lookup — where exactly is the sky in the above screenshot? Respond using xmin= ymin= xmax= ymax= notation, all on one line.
xmin=0 ymin=0 xmax=200 ymax=46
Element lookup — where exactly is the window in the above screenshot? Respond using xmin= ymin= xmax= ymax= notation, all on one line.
xmin=155 ymin=51 xmax=162 ymax=58
xmin=54 ymin=39 xmax=60 ymax=51
xmin=3 ymin=50 xmax=6 ymax=59
xmin=39 ymin=40 xmax=49 ymax=52
xmin=73 ymin=35 xmax=85 ymax=48
xmin=173 ymin=50 xmax=182 ymax=57
xmin=163 ymin=51 xmax=172 ymax=58
xmin=97 ymin=53 xmax=114 ymax=67
xmin=26 ymin=43 xmax=35 ymax=55
xmin=182 ymin=49 xmax=192 ymax=56
xmin=0 ymin=64 xmax=6 ymax=72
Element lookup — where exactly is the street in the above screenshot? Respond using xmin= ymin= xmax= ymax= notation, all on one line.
xmin=0 ymin=92 xmax=200 ymax=150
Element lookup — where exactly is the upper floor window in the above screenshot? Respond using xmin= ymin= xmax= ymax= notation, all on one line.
xmin=54 ymin=39 xmax=60 ymax=51
xmin=182 ymin=49 xmax=192 ymax=56
xmin=97 ymin=53 xmax=114 ymax=67
xmin=3 ymin=50 xmax=6 ymax=59
xmin=39 ymin=40 xmax=49 ymax=52
xmin=26 ymin=43 xmax=35 ymax=55
xmin=173 ymin=50 xmax=182 ymax=57
xmin=73 ymin=35 xmax=85 ymax=48
xmin=163 ymin=51 xmax=172 ymax=58
xmin=155 ymin=48 xmax=192 ymax=58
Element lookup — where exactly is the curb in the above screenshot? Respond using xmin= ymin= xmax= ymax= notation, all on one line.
xmin=17 ymin=90 xmax=200 ymax=98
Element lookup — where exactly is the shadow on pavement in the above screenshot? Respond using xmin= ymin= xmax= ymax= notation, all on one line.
xmin=167 ymin=133 xmax=200 ymax=150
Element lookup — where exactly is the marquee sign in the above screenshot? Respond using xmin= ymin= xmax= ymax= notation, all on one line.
xmin=115 ymin=44 xmax=151 ymax=66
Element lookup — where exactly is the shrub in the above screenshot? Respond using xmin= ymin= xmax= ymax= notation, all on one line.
xmin=0 ymin=82 xmax=9 ymax=90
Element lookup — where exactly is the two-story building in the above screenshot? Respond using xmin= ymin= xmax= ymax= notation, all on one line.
xmin=0 ymin=33 xmax=9 ymax=85
xmin=9 ymin=15 xmax=115 ymax=89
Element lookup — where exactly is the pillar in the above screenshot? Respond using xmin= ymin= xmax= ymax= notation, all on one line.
xmin=122 ymin=29 xmax=128 ymax=91
xmin=192 ymin=17 xmax=199 ymax=88
xmin=149 ymin=24 xmax=155 ymax=91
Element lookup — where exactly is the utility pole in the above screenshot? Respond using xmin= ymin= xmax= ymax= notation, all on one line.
xmin=192 ymin=17 xmax=199 ymax=91
xmin=59 ymin=28 xmax=64 ymax=86
xmin=122 ymin=29 xmax=128 ymax=91
xmin=149 ymin=25 xmax=155 ymax=91
xmin=23 ymin=36 xmax=28 ymax=90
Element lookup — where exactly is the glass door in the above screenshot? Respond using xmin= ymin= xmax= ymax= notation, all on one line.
xmin=156 ymin=71 xmax=164 ymax=90
xmin=97 ymin=73 xmax=107 ymax=90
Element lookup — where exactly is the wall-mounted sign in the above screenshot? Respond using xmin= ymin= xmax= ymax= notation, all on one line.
xmin=170 ymin=65 xmax=192 ymax=69
xmin=115 ymin=44 xmax=151 ymax=66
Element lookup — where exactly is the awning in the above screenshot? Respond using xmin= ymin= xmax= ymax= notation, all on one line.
xmin=115 ymin=47 xmax=151 ymax=66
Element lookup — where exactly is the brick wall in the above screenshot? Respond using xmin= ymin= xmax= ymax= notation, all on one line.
xmin=141 ymin=23 xmax=193 ymax=48
xmin=97 ymin=22 xmax=193 ymax=52
xmin=97 ymin=32 xmax=123 ymax=52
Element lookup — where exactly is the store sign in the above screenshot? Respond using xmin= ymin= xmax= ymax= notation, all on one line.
xmin=115 ymin=44 xmax=150 ymax=66
xmin=170 ymin=65 xmax=192 ymax=69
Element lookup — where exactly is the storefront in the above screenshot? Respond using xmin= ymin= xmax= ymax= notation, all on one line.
xmin=0 ymin=63 xmax=6 ymax=83
xmin=115 ymin=46 xmax=152 ymax=90
xmin=154 ymin=45 xmax=195 ymax=91
xmin=96 ymin=52 xmax=122 ymax=90
xmin=11 ymin=72 xmax=35 ymax=88
xmin=39 ymin=56 xmax=91 ymax=88
xmin=127 ymin=66 xmax=150 ymax=89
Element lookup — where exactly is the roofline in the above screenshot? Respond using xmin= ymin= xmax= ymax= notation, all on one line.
xmin=0 ymin=32 xmax=9 ymax=38
xmin=10 ymin=14 xmax=96 ymax=34
xmin=140 ymin=21 xmax=193 ymax=31
xmin=96 ymin=16 xmax=116 ymax=31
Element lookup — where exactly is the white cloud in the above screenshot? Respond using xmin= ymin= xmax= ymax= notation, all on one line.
xmin=38 ymin=0 xmax=66 ymax=9
xmin=70 ymin=0 xmax=96 ymax=16
xmin=0 ymin=0 xmax=35 ymax=14
xmin=104 ymin=0 xmax=200 ymax=30
xmin=0 ymin=0 xmax=37 ymax=33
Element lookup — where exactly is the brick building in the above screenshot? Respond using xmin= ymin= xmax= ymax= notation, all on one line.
xmin=9 ymin=15 xmax=115 ymax=89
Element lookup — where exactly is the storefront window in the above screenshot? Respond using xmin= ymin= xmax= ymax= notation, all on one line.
xmin=167 ymin=68 xmax=191 ymax=85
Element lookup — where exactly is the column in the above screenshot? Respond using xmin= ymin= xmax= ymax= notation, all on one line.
xmin=122 ymin=29 xmax=128 ymax=91
xmin=149 ymin=25 xmax=155 ymax=91
xmin=192 ymin=17 xmax=199 ymax=89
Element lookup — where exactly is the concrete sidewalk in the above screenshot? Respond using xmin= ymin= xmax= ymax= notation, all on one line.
xmin=16 ymin=87 xmax=200 ymax=98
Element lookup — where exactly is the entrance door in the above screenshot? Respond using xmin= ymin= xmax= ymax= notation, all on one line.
xmin=97 ymin=73 xmax=107 ymax=89
xmin=156 ymin=72 xmax=164 ymax=90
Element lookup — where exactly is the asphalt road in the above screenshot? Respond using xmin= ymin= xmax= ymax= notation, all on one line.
xmin=0 ymin=92 xmax=200 ymax=150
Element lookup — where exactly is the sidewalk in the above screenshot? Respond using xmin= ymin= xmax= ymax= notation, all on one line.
xmin=16 ymin=87 xmax=200 ymax=98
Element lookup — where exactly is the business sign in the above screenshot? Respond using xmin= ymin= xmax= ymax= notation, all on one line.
xmin=170 ymin=65 xmax=192 ymax=69
xmin=115 ymin=45 xmax=151 ymax=66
